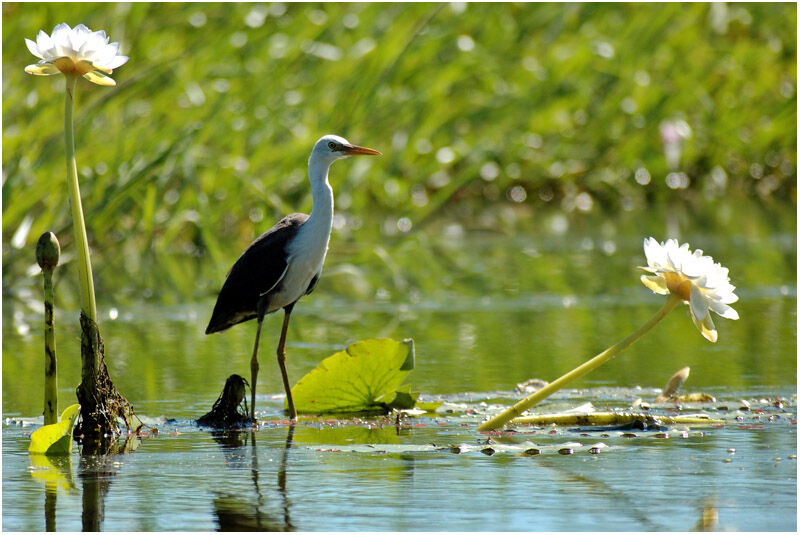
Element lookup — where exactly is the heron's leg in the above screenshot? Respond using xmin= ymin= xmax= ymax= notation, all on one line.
xmin=277 ymin=303 xmax=297 ymax=420
xmin=250 ymin=297 xmax=268 ymax=422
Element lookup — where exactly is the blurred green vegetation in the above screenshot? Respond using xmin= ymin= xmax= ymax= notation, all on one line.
xmin=2 ymin=2 xmax=796 ymax=310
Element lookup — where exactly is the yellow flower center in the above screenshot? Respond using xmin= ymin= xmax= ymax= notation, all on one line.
xmin=53 ymin=57 xmax=95 ymax=76
xmin=663 ymin=271 xmax=692 ymax=301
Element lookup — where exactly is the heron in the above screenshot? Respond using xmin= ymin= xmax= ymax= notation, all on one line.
xmin=205 ymin=135 xmax=381 ymax=421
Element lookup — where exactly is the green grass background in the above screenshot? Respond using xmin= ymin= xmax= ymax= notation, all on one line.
xmin=2 ymin=2 xmax=796 ymax=308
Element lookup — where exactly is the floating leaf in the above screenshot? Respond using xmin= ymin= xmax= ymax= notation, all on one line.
xmin=376 ymin=384 xmax=419 ymax=410
xmin=415 ymin=401 xmax=444 ymax=413
xmin=291 ymin=338 xmax=415 ymax=414
xmin=29 ymin=404 xmax=80 ymax=455
xmin=676 ymin=393 xmax=716 ymax=403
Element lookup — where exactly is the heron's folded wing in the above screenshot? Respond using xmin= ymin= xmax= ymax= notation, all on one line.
xmin=205 ymin=213 xmax=308 ymax=333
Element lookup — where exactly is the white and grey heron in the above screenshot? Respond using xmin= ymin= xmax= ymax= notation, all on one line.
xmin=205 ymin=135 xmax=381 ymax=421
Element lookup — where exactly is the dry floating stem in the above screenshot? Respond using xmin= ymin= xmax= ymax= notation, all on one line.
xmin=510 ymin=411 xmax=725 ymax=427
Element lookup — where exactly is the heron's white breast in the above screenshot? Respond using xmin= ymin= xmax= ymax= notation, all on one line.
xmin=268 ymin=214 xmax=331 ymax=312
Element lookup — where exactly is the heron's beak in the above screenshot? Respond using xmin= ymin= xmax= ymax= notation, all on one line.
xmin=343 ymin=144 xmax=381 ymax=156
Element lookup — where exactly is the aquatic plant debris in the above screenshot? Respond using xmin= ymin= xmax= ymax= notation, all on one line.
xmin=655 ymin=366 xmax=691 ymax=402
xmin=75 ymin=314 xmax=140 ymax=445
xmin=301 ymin=440 xmax=615 ymax=456
xmin=291 ymin=338 xmax=417 ymax=414
xmin=197 ymin=374 xmax=252 ymax=428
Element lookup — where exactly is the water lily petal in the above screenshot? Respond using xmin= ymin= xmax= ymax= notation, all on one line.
xmin=640 ymin=237 xmax=737 ymax=342
xmin=25 ymin=38 xmax=42 ymax=59
xmin=666 ymin=247 xmax=684 ymax=271
xmin=640 ymin=274 xmax=669 ymax=295
xmin=91 ymin=64 xmax=113 ymax=74
xmin=700 ymin=314 xmax=717 ymax=344
xmin=24 ymin=62 xmax=61 ymax=75
xmin=642 ymin=237 xmax=656 ymax=260
xmin=51 ymin=22 xmax=72 ymax=35
xmin=82 ymin=70 xmax=116 ymax=86
xmin=103 ymin=54 xmax=129 ymax=70
xmin=36 ymin=29 xmax=56 ymax=57
xmin=79 ymin=31 xmax=108 ymax=59
xmin=681 ymin=255 xmax=707 ymax=278
xmin=70 ymin=23 xmax=91 ymax=51
xmin=25 ymin=23 xmax=127 ymax=85
xmin=51 ymin=23 xmax=74 ymax=57
xmin=93 ymin=41 xmax=120 ymax=68
xmin=689 ymin=283 xmax=709 ymax=321
xmin=690 ymin=275 xmax=708 ymax=289
xmin=709 ymin=300 xmax=739 ymax=320
xmin=643 ymin=237 xmax=667 ymax=267
xmin=719 ymin=287 xmax=738 ymax=304
xmin=692 ymin=312 xmax=717 ymax=343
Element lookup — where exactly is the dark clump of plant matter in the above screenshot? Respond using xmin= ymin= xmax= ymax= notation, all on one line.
xmin=74 ymin=313 xmax=140 ymax=449
xmin=197 ymin=375 xmax=253 ymax=429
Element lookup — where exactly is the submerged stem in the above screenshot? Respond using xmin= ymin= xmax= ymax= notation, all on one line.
xmin=478 ymin=293 xmax=683 ymax=431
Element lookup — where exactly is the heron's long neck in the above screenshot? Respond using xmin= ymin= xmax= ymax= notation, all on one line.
xmin=307 ymin=158 xmax=334 ymax=232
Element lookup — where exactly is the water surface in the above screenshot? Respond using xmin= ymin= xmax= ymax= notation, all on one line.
xmin=3 ymin=221 xmax=796 ymax=531
xmin=3 ymin=390 xmax=796 ymax=531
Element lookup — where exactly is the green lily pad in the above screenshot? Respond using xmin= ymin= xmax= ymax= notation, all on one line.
xmin=414 ymin=401 xmax=444 ymax=413
xmin=291 ymin=338 xmax=415 ymax=414
xmin=29 ymin=404 xmax=80 ymax=455
xmin=376 ymin=384 xmax=420 ymax=411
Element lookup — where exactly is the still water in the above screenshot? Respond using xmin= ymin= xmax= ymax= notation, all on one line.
xmin=3 ymin=391 xmax=797 ymax=531
xmin=3 ymin=215 xmax=797 ymax=530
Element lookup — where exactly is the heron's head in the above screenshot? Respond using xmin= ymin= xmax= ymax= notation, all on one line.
xmin=310 ymin=135 xmax=381 ymax=165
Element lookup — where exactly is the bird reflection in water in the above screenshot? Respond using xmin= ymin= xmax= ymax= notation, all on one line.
xmin=213 ymin=425 xmax=295 ymax=531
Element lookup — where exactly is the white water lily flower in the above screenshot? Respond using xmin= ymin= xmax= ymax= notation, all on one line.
xmin=24 ymin=23 xmax=128 ymax=86
xmin=639 ymin=237 xmax=738 ymax=343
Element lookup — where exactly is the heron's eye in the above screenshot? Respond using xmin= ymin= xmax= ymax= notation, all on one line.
xmin=327 ymin=141 xmax=337 ymax=150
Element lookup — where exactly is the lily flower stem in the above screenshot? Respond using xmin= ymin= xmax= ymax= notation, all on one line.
xmin=64 ymin=74 xmax=97 ymax=324
xmin=64 ymin=74 xmax=100 ymax=386
xmin=478 ymin=293 xmax=683 ymax=431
